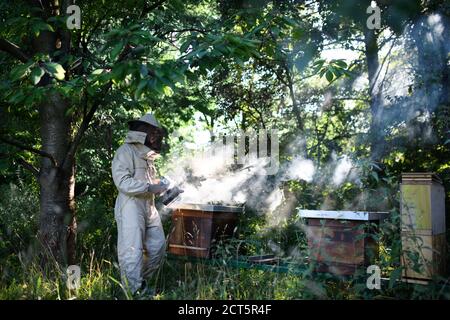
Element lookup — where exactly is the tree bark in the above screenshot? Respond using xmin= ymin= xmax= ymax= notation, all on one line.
xmin=38 ymin=91 xmax=77 ymax=266
xmin=283 ymin=62 xmax=303 ymax=131
xmin=31 ymin=17 xmax=77 ymax=265
xmin=363 ymin=28 xmax=383 ymax=160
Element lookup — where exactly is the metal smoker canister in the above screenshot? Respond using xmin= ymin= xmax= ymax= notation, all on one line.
xmin=161 ymin=186 xmax=184 ymax=206
xmin=158 ymin=177 xmax=184 ymax=206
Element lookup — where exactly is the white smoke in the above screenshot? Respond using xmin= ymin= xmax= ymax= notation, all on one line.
xmin=284 ymin=157 xmax=315 ymax=182
xmin=160 ymin=131 xmax=361 ymax=220
xmin=332 ymin=155 xmax=354 ymax=186
xmin=378 ymin=13 xmax=449 ymax=146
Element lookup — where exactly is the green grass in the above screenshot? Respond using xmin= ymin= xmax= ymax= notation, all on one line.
xmin=0 ymin=257 xmax=125 ymax=300
xmin=2 ymin=250 xmax=449 ymax=300
xmin=0 ymin=260 xmax=318 ymax=300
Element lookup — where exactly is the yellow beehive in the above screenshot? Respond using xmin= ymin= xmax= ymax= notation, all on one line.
xmin=400 ymin=173 xmax=447 ymax=282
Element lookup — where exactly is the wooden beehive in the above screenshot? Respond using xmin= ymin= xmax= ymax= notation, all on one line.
xmin=168 ymin=203 xmax=243 ymax=258
xmin=400 ymin=173 xmax=447 ymax=282
xmin=299 ymin=210 xmax=386 ymax=276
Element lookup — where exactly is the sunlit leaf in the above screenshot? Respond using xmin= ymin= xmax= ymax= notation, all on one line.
xmin=10 ymin=62 xmax=34 ymax=81
xmin=30 ymin=67 xmax=45 ymax=85
xmin=45 ymin=62 xmax=66 ymax=81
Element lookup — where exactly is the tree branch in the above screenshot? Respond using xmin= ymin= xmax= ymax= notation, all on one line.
xmin=139 ymin=0 xmax=167 ymax=19
xmin=161 ymin=27 xmax=210 ymax=37
xmin=16 ymin=158 xmax=40 ymax=178
xmin=62 ymin=43 xmax=141 ymax=169
xmin=0 ymin=137 xmax=58 ymax=167
xmin=61 ymin=82 xmax=113 ymax=170
xmin=369 ymin=37 xmax=396 ymax=96
xmin=82 ymin=11 xmax=110 ymax=52
xmin=0 ymin=38 xmax=30 ymax=63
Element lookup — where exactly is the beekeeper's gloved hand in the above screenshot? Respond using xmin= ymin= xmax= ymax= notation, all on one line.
xmin=146 ymin=180 xmax=170 ymax=194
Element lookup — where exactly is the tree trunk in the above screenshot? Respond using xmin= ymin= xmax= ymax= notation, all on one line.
xmin=29 ymin=2 xmax=77 ymax=266
xmin=38 ymin=91 xmax=77 ymax=266
xmin=363 ymin=28 xmax=383 ymax=160
xmin=284 ymin=64 xmax=303 ymax=131
xmin=413 ymin=12 xmax=450 ymax=136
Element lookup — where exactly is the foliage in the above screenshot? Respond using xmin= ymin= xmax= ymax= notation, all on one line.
xmin=1 ymin=0 xmax=450 ymax=300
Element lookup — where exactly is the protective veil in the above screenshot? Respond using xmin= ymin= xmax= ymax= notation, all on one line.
xmin=111 ymin=130 xmax=166 ymax=293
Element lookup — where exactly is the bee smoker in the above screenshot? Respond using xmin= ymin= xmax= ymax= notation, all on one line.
xmin=159 ymin=177 xmax=184 ymax=206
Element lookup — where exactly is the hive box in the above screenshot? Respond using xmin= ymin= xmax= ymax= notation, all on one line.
xmin=168 ymin=203 xmax=243 ymax=258
xmin=401 ymin=230 xmax=446 ymax=280
xmin=400 ymin=173 xmax=447 ymax=281
xmin=299 ymin=210 xmax=386 ymax=275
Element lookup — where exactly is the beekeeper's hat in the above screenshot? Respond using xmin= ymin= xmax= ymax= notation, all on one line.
xmin=128 ymin=113 xmax=162 ymax=129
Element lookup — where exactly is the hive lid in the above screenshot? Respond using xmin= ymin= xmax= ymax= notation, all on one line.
xmin=298 ymin=209 xmax=387 ymax=221
xmin=401 ymin=172 xmax=442 ymax=184
xmin=169 ymin=203 xmax=244 ymax=213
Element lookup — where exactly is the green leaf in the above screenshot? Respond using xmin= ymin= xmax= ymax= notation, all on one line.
xmin=31 ymin=21 xmax=55 ymax=36
xmin=325 ymin=70 xmax=334 ymax=82
xmin=333 ymin=67 xmax=344 ymax=78
xmin=0 ymin=159 xmax=10 ymax=173
xmin=292 ymin=28 xmax=304 ymax=41
xmin=163 ymin=85 xmax=173 ymax=96
xmin=270 ymin=26 xmax=280 ymax=37
xmin=110 ymin=41 xmax=125 ymax=60
xmin=371 ymin=171 xmax=379 ymax=182
xmin=333 ymin=59 xmax=348 ymax=68
xmin=30 ymin=66 xmax=45 ymax=85
xmin=389 ymin=268 xmax=402 ymax=289
xmin=91 ymin=69 xmax=104 ymax=75
xmin=313 ymin=59 xmax=326 ymax=66
xmin=134 ymin=79 xmax=148 ymax=100
xmin=7 ymin=90 xmax=26 ymax=104
xmin=180 ymin=40 xmax=191 ymax=53
xmin=110 ymin=64 xmax=127 ymax=83
xmin=282 ymin=16 xmax=299 ymax=27
xmin=319 ymin=68 xmax=327 ymax=77
xmin=86 ymin=86 xmax=96 ymax=96
xmin=139 ymin=64 xmax=148 ymax=78
xmin=45 ymin=62 xmax=66 ymax=80
xmin=10 ymin=62 xmax=34 ymax=81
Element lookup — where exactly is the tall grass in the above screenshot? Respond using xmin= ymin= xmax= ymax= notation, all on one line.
xmin=1 ymin=183 xmax=449 ymax=300
xmin=2 ymin=247 xmax=449 ymax=300
xmin=0 ymin=254 xmax=123 ymax=300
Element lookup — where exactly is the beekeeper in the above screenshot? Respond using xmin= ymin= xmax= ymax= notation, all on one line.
xmin=111 ymin=113 xmax=169 ymax=294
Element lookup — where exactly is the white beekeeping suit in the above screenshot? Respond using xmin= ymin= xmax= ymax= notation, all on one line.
xmin=111 ymin=113 xmax=169 ymax=294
